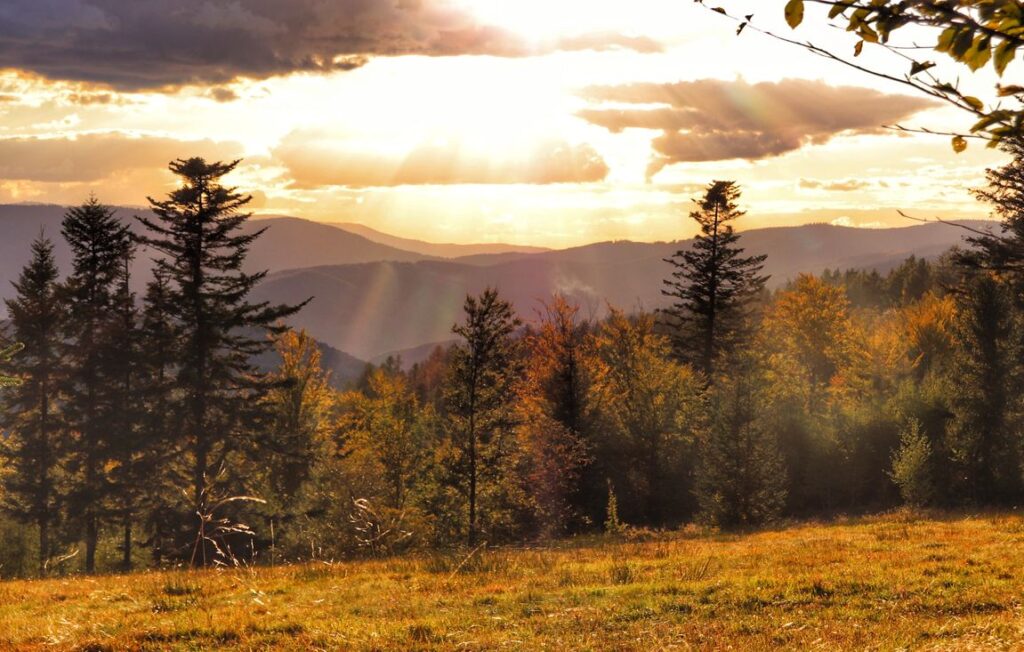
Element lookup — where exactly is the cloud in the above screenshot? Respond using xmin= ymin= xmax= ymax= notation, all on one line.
xmin=799 ymin=178 xmax=870 ymax=192
xmin=0 ymin=1 xmax=661 ymax=91
xmin=274 ymin=131 xmax=609 ymax=187
xmin=578 ymin=79 xmax=936 ymax=176
xmin=0 ymin=132 xmax=244 ymax=182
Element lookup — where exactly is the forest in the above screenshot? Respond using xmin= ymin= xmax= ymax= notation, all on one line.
xmin=1 ymin=144 xmax=1023 ymax=579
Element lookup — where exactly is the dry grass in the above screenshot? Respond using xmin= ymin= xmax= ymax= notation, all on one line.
xmin=2 ymin=511 xmax=1024 ymax=650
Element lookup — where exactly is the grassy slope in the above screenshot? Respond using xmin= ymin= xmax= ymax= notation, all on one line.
xmin=2 ymin=512 xmax=1022 ymax=651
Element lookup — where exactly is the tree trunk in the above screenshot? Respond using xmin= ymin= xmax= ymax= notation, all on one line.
xmin=122 ymin=518 xmax=132 ymax=571
xmin=85 ymin=514 xmax=97 ymax=573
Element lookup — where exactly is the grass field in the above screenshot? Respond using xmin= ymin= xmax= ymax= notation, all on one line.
xmin=2 ymin=511 xmax=1023 ymax=650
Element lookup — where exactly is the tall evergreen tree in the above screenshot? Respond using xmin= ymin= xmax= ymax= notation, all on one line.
xmin=136 ymin=158 xmax=306 ymax=565
xmin=961 ymin=137 xmax=1024 ymax=279
xmin=441 ymin=288 xmax=522 ymax=545
xmin=60 ymin=197 xmax=133 ymax=573
xmin=697 ymin=356 xmax=786 ymax=528
xmin=102 ymin=248 xmax=143 ymax=570
xmin=945 ymin=273 xmax=1018 ymax=504
xmin=0 ymin=236 xmax=64 ymax=573
xmin=136 ymin=270 xmax=182 ymax=565
xmin=661 ymin=181 xmax=768 ymax=375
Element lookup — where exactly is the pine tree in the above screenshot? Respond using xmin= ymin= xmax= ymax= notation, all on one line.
xmin=136 ymin=270 xmax=182 ymax=565
xmin=661 ymin=181 xmax=768 ymax=375
xmin=945 ymin=273 xmax=1018 ymax=504
xmin=135 ymin=158 xmax=306 ymax=565
xmin=960 ymin=137 xmax=1024 ymax=278
xmin=441 ymin=288 xmax=522 ymax=545
xmin=102 ymin=248 xmax=143 ymax=570
xmin=60 ymin=197 xmax=133 ymax=573
xmin=697 ymin=357 xmax=786 ymax=528
xmin=0 ymin=236 xmax=64 ymax=573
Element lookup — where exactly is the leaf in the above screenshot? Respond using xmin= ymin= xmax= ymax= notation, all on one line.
xmin=854 ymin=40 xmax=864 ymax=57
xmin=828 ymin=4 xmax=845 ymax=19
xmin=998 ymin=84 xmax=1024 ymax=96
xmin=712 ymin=6 xmax=726 ymax=14
xmin=951 ymin=135 xmax=968 ymax=153
xmin=963 ymin=95 xmax=985 ymax=112
xmin=784 ymin=0 xmax=804 ymax=28
xmin=737 ymin=22 xmax=747 ymax=35
xmin=995 ymin=40 xmax=1017 ymax=75
xmin=909 ymin=61 xmax=935 ymax=76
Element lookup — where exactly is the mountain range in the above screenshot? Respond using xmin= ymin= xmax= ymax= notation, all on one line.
xmin=0 ymin=203 xmax=993 ymax=380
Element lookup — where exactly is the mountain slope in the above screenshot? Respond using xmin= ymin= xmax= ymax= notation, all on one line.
xmin=0 ymin=205 xmax=433 ymax=306
xmin=253 ymin=221 xmax=990 ymax=360
xmin=331 ymin=221 xmax=548 ymax=259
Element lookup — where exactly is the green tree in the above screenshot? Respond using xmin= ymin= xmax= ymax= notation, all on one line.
xmin=60 ymin=196 xmax=133 ymax=573
xmin=661 ymin=181 xmax=768 ymax=375
xmin=136 ymin=158 xmax=306 ymax=565
xmin=945 ymin=273 xmax=1018 ymax=504
xmin=587 ymin=309 xmax=702 ymax=525
xmin=697 ymin=357 xmax=786 ymax=528
xmin=0 ymin=236 xmax=64 ymax=573
xmin=890 ymin=419 xmax=937 ymax=508
xmin=440 ymin=288 xmax=523 ymax=545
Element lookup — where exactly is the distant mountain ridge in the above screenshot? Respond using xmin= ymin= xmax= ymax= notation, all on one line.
xmin=329 ymin=221 xmax=549 ymax=259
xmin=252 ymin=220 xmax=992 ymax=360
xmin=0 ymin=203 xmax=993 ymax=363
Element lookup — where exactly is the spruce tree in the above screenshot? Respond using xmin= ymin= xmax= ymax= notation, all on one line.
xmin=136 ymin=158 xmax=306 ymax=565
xmin=441 ymin=288 xmax=522 ymax=545
xmin=137 ymin=271 xmax=182 ymax=565
xmin=945 ymin=273 xmax=1018 ymax=504
xmin=661 ymin=181 xmax=768 ymax=375
xmin=696 ymin=356 xmax=785 ymax=528
xmin=60 ymin=197 xmax=133 ymax=573
xmin=0 ymin=236 xmax=64 ymax=573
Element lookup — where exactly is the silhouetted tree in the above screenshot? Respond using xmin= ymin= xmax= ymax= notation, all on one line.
xmin=945 ymin=273 xmax=1018 ymax=504
xmin=440 ymin=288 xmax=522 ymax=545
xmin=136 ymin=158 xmax=306 ymax=565
xmin=0 ymin=236 xmax=64 ymax=572
xmin=661 ymin=181 xmax=768 ymax=375
xmin=60 ymin=197 xmax=133 ymax=573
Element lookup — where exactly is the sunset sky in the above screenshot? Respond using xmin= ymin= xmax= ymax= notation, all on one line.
xmin=0 ymin=0 xmax=1011 ymax=247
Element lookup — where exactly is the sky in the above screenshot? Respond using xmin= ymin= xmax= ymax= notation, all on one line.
xmin=0 ymin=0 xmax=1012 ymax=248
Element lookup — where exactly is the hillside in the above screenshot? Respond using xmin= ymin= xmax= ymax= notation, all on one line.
xmin=1 ymin=512 xmax=1020 ymax=650
xmin=254 ymin=221 xmax=989 ymax=360
xmin=0 ymin=206 xmax=432 ymax=306
xmin=332 ymin=221 xmax=548 ymax=259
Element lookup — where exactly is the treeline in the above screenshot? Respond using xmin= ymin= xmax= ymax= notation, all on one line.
xmin=3 ymin=148 xmax=1024 ymax=576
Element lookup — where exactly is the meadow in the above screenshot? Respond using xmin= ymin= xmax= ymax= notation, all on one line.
xmin=1 ymin=511 xmax=1022 ymax=650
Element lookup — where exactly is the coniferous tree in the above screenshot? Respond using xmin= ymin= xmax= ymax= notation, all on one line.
xmin=137 ymin=270 xmax=182 ymax=565
xmin=697 ymin=356 xmax=785 ymax=528
xmin=440 ymin=288 xmax=522 ymax=545
xmin=661 ymin=181 xmax=768 ymax=375
xmin=60 ymin=197 xmax=133 ymax=573
xmin=136 ymin=158 xmax=306 ymax=565
xmin=945 ymin=273 xmax=1018 ymax=504
xmin=103 ymin=248 xmax=143 ymax=570
xmin=961 ymin=138 xmax=1024 ymax=279
xmin=0 ymin=236 xmax=64 ymax=573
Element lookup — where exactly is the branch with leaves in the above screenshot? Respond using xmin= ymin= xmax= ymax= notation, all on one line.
xmin=0 ymin=343 xmax=24 ymax=388
xmin=700 ymin=0 xmax=1024 ymax=151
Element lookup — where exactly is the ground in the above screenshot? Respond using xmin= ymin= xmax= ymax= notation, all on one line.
xmin=1 ymin=511 xmax=1023 ymax=650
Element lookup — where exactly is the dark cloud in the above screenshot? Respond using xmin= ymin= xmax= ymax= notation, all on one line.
xmin=275 ymin=131 xmax=609 ymax=187
xmin=579 ymin=79 xmax=936 ymax=176
xmin=0 ymin=132 xmax=243 ymax=182
xmin=0 ymin=1 xmax=660 ymax=91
